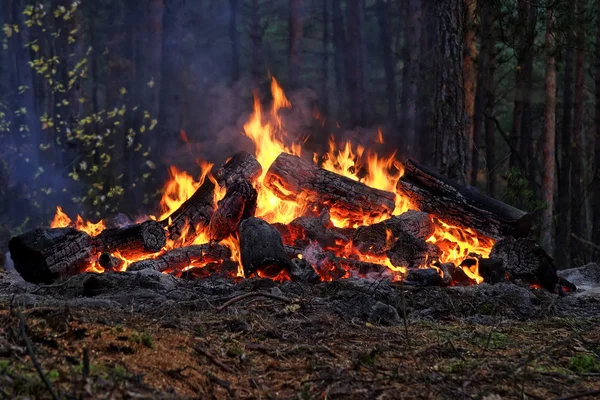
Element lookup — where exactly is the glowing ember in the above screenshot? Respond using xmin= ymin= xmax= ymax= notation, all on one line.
xmin=49 ymin=77 xmax=494 ymax=285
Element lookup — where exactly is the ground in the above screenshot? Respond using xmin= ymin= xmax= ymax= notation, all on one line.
xmin=0 ymin=270 xmax=599 ymax=399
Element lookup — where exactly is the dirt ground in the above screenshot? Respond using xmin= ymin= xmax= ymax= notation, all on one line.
xmin=0 ymin=301 xmax=599 ymax=399
xmin=1 ymin=270 xmax=599 ymax=399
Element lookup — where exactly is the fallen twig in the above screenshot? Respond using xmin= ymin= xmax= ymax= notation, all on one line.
xmin=16 ymin=309 xmax=59 ymax=400
xmin=194 ymin=344 xmax=234 ymax=373
xmin=553 ymin=389 xmax=600 ymax=400
xmin=216 ymin=292 xmax=292 ymax=311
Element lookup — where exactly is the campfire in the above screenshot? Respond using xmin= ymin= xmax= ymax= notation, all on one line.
xmin=8 ymin=78 xmax=567 ymax=293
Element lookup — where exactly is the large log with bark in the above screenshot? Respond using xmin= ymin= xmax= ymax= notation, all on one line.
xmin=489 ymin=237 xmax=558 ymax=291
xmin=216 ymin=151 xmax=262 ymax=187
xmin=161 ymin=179 xmax=215 ymax=244
xmin=9 ymin=228 xmax=96 ymax=284
xmin=397 ymin=159 xmax=532 ymax=240
xmin=126 ymin=243 xmax=231 ymax=273
xmin=239 ymin=217 xmax=292 ymax=278
xmin=208 ymin=180 xmax=257 ymax=241
xmin=264 ymin=153 xmax=396 ymax=222
xmin=94 ymin=220 xmax=166 ymax=259
xmin=386 ymin=232 xmax=436 ymax=269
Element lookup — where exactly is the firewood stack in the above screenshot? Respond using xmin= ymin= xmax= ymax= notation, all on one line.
xmin=8 ymin=152 xmax=568 ymax=293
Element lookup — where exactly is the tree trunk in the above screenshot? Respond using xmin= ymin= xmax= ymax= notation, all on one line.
xmin=571 ymin=2 xmax=585 ymax=264
xmin=403 ymin=0 xmax=422 ymax=156
xmin=519 ymin=3 xmax=538 ymax=178
xmin=321 ymin=0 xmax=329 ymax=112
xmin=376 ymin=0 xmax=397 ymax=131
xmin=417 ymin=0 xmax=434 ymax=164
xmin=288 ymin=0 xmax=303 ymax=88
xmin=332 ymin=0 xmax=346 ymax=120
xmin=593 ymin=0 xmax=600 ymax=260
xmin=433 ymin=0 xmax=467 ymax=184
xmin=345 ymin=0 xmax=366 ymax=127
xmin=229 ymin=0 xmax=240 ymax=82
xmin=481 ymin=1 xmax=497 ymax=197
xmin=510 ymin=0 xmax=535 ymax=171
xmin=557 ymin=28 xmax=574 ymax=267
xmin=540 ymin=8 xmax=556 ymax=254
xmin=463 ymin=0 xmax=478 ymax=182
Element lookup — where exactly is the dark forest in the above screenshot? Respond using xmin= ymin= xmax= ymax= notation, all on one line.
xmin=1 ymin=0 xmax=600 ymax=265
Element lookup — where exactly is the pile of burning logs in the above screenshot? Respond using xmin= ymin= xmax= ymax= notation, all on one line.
xmin=8 ymin=151 xmax=567 ymax=293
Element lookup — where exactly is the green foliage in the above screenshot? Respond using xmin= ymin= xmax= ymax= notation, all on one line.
xmin=503 ymin=167 xmax=546 ymax=212
xmin=569 ymin=354 xmax=599 ymax=373
xmin=140 ymin=332 xmax=154 ymax=349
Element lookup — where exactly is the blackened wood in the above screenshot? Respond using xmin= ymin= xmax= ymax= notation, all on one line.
xmin=490 ymin=237 xmax=558 ymax=291
xmin=353 ymin=210 xmax=434 ymax=255
xmin=289 ymin=258 xmax=321 ymax=283
xmin=478 ymin=258 xmax=506 ymax=284
xmin=397 ymin=159 xmax=532 ymax=240
xmin=98 ymin=252 xmax=124 ymax=271
xmin=404 ymin=268 xmax=442 ymax=287
xmin=264 ymin=153 xmax=396 ymax=222
xmin=161 ymin=179 xmax=215 ymax=244
xmin=126 ymin=243 xmax=231 ymax=273
xmin=452 ymin=267 xmax=476 ymax=286
xmin=208 ymin=180 xmax=257 ymax=241
xmin=9 ymin=228 xmax=95 ymax=284
xmin=216 ymin=150 xmax=262 ymax=187
xmin=386 ymin=232 xmax=433 ymax=269
xmin=239 ymin=217 xmax=292 ymax=278
xmin=94 ymin=220 xmax=166 ymax=259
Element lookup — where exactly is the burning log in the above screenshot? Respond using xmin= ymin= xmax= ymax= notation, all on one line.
xmin=162 ymin=179 xmax=215 ymax=244
xmin=352 ymin=210 xmax=434 ymax=255
xmin=9 ymin=228 xmax=96 ymax=284
xmin=126 ymin=243 xmax=231 ymax=273
xmin=239 ymin=217 xmax=292 ymax=278
xmin=208 ymin=180 xmax=257 ymax=241
xmin=264 ymin=153 xmax=396 ymax=222
xmin=216 ymin=150 xmax=262 ymax=187
xmin=94 ymin=220 xmax=166 ymax=259
xmin=397 ymin=159 xmax=532 ymax=240
xmin=489 ymin=237 xmax=558 ymax=291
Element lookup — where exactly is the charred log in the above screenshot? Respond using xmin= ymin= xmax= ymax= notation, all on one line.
xmin=404 ymin=268 xmax=442 ymax=287
xmin=352 ymin=211 xmax=433 ymax=256
xmin=289 ymin=258 xmax=321 ymax=283
xmin=162 ymin=179 xmax=215 ymax=244
xmin=276 ymin=208 xmax=351 ymax=249
xmin=436 ymin=262 xmax=456 ymax=286
xmin=94 ymin=220 xmax=166 ymax=259
xmin=239 ymin=217 xmax=292 ymax=278
xmin=216 ymin=150 xmax=262 ymax=187
xmin=126 ymin=243 xmax=231 ymax=273
xmin=397 ymin=159 xmax=532 ymax=240
xmin=9 ymin=228 xmax=95 ymax=284
xmin=265 ymin=153 xmax=396 ymax=222
xmin=478 ymin=257 xmax=506 ymax=284
xmin=98 ymin=252 xmax=125 ymax=271
xmin=386 ymin=232 xmax=435 ymax=269
xmin=490 ymin=237 xmax=558 ymax=291
xmin=208 ymin=180 xmax=257 ymax=241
